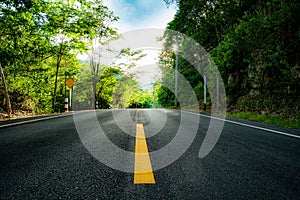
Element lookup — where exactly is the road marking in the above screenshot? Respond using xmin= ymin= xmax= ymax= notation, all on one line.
xmin=134 ymin=123 xmax=155 ymax=184
xmin=181 ymin=110 xmax=300 ymax=139
xmin=0 ymin=110 xmax=96 ymax=128
xmin=0 ymin=113 xmax=74 ymax=128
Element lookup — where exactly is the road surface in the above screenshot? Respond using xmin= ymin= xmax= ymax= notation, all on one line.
xmin=0 ymin=109 xmax=299 ymax=199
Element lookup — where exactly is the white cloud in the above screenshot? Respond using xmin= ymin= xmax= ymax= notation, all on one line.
xmin=100 ymin=0 xmax=176 ymax=87
xmin=141 ymin=6 xmax=177 ymax=29
xmin=103 ymin=0 xmax=177 ymax=32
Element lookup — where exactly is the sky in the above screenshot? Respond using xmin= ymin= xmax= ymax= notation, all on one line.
xmin=103 ymin=0 xmax=177 ymax=32
xmin=101 ymin=0 xmax=177 ymax=87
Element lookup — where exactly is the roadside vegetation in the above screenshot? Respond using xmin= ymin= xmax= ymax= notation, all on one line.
xmin=228 ymin=112 xmax=300 ymax=129
xmin=0 ymin=0 xmax=118 ymax=118
xmin=0 ymin=0 xmax=152 ymax=120
xmin=157 ymin=0 xmax=300 ymax=128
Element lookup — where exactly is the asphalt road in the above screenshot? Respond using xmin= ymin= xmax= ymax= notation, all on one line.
xmin=0 ymin=109 xmax=299 ymax=199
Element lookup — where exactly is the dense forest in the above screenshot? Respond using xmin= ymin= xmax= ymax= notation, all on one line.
xmin=0 ymin=0 xmax=118 ymax=115
xmin=0 ymin=0 xmax=299 ymax=127
xmin=157 ymin=0 xmax=300 ymax=124
xmin=0 ymin=0 xmax=156 ymax=118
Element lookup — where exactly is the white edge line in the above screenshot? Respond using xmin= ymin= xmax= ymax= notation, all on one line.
xmin=0 ymin=113 xmax=75 ymax=128
xmin=179 ymin=110 xmax=300 ymax=139
xmin=2 ymin=109 xmax=299 ymax=139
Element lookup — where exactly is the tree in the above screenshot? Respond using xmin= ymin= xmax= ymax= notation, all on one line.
xmin=88 ymin=12 xmax=119 ymax=109
xmin=112 ymin=74 xmax=139 ymax=108
xmin=0 ymin=0 xmax=48 ymax=115
xmin=96 ymin=67 xmax=121 ymax=109
xmin=45 ymin=0 xmax=119 ymax=111
xmin=128 ymin=89 xmax=153 ymax=108
xmin=0 ymin=63 xmax=11 ymax=116
xmin=161 ymin=0 xmax=300 ymax=119
xmin=0 ymin=0 xmax=119 ymax=115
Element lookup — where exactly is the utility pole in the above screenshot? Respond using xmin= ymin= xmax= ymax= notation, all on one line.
xmin=69 ymin=86 xmax=73 ymax=111
xmin=217 ymin=76 xmax=219 ymax=110
xmin=204 ymin=74 xmax=207 ymax=112
xmin=174 ymin=35 xmax=178 ymax=108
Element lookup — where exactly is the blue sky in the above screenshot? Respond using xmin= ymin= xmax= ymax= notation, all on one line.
xmin=103 ymin=0 xmax=177 ymax=31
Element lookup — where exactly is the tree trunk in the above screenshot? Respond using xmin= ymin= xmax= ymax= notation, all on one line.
xmin=92 ymin=78 xmax=97 ymax=109
xmin=0 ymin=63 xmax=12 ymax=116
xmin=52 ymin=54 xmax=62 ymax=112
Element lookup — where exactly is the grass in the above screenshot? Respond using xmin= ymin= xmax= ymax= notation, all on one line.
xmin=227 ymin=112 xmax=300 ymax=129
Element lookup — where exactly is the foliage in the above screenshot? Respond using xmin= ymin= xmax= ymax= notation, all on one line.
xmin=159 ymin=0 xmax=300 ymax=121
xmin=228 ymin=112 xmax=300 ymax=129
xmin=111 ymin=73 xmax=139 ymax=109
xmin=0 ymin=0 xmax=118 ymax=115
xmin=73 ymin=57 xmax=147 ymax=110
xmin=96 ymin=67 xmax=122 ymax=109
xmin=128 ymin=89 xmax=154 ymax=108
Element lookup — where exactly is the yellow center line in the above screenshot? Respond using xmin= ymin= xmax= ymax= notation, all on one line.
xmin=134 ymin=123 xmax=156 ymax=184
